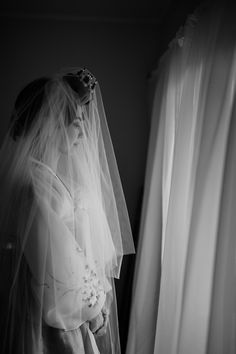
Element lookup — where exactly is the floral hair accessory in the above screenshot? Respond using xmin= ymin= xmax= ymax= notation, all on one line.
xmin=63 ymin=68 xmax=97 ymax=105
xmin=76 ymin=68 xmax=97 ymax=91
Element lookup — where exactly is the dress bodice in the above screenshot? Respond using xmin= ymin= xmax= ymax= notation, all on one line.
xmin=30 ymin=158 xmax=115 ymax=285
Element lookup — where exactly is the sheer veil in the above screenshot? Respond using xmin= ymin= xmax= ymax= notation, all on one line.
xmin=0 ymin=69 xmax=134 ymax=353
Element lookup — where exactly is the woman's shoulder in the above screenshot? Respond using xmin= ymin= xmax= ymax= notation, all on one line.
xmin=30 ymin=159 xmax=62 ymax=191
xmin=29 ymin=158 xmax=73 ymax=215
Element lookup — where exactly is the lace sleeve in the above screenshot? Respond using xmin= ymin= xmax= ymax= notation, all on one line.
xmin=22 ymin=167 xmax=106 ymax=330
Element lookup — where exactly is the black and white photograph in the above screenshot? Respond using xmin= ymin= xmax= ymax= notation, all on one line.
xmin=0 ymin=0 xmax=235 ymax=353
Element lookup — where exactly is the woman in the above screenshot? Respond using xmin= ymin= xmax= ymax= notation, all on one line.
xmin=0 ymin=68 xmax=134 ymax=353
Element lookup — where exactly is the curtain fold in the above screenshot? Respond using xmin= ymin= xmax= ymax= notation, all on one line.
xmin=127 ymin=4 xmax=236 ymax=354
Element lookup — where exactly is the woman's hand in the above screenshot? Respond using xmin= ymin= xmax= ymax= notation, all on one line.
xmin=89 ymin=306 xmax=109 ymax=336
xmin=95 ymin=307 xmax=109 ymax=337
xmin=89 ymin=312 xmax=104 ymax=334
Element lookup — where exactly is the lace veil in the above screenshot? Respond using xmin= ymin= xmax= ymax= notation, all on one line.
xmin=0 ymin=68 xmax=134 ymax=353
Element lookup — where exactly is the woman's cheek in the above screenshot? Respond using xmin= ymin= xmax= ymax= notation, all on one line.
xmin=67 ymin=127 xmax=77 ymax=145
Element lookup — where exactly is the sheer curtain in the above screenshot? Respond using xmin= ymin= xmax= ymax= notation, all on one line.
xmin=126 ymin=4 xmax=236 ymax=354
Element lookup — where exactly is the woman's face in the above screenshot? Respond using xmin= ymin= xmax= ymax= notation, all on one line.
xmin=67 ymin=117 xmax=83 ymax=146
xmin=60 ymin=105 xmax=84 ymax=152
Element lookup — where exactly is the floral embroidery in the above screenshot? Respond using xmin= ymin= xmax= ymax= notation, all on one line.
xmin=82 ymin=264 xmax=104 ymax=308
xmin=74 ymin=188 xmax=89 ymax=211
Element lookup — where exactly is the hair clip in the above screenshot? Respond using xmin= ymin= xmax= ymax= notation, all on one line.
xmin=63 ymin=68 xmax=97 ymax=104
xmin=76 ymin=68 xmax=97 ymax=91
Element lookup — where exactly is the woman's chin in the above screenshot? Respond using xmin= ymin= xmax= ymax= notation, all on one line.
xmin=73 ymin=138 xmax=82 ymax=146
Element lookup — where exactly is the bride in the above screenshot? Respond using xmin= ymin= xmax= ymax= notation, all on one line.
xmin=0 ymin=68 xmax=134 ymax=353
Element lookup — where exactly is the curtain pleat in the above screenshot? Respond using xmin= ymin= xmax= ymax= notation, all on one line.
xmin=127 ymin=5 xmax=236 ymax=354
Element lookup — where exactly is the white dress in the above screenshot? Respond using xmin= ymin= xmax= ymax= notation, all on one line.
xmin=24 ymin=159 xmax=112 ymax=353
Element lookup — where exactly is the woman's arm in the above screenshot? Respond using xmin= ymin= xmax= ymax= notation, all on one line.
xmin=22 ymin=191 xmax=106 ymax=331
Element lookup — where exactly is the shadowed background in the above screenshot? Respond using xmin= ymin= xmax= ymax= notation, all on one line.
xmin=0 ymin=0 xmax=202 ymax=351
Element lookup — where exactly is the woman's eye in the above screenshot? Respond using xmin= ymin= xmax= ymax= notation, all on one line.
xmin=73 ymin=122 xmax=80 ymax=128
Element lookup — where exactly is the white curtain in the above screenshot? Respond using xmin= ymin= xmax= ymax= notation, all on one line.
xmin=127 ymin=4 xmax=236 ymax=354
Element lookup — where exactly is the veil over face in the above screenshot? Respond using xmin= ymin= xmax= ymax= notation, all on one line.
xmin=0 ymin=68 xmax=134 ymax=353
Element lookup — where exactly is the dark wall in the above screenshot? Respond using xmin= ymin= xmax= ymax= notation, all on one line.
xmin=0 ymin=16 xmax=159 ymax=351
xmin=0 ymin=16 xmax=159 ymax=227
